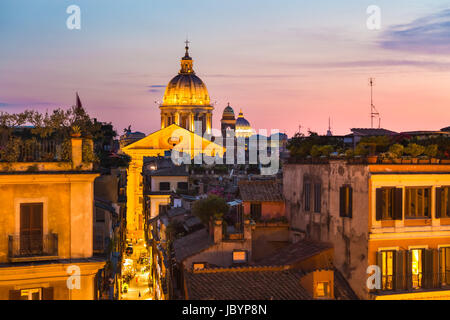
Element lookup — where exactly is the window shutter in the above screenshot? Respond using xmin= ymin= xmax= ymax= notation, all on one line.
xmin=432 ymin=249 xmax=439 ymax=288
xmin=422 ymin=249 xmax=435 ymax=289
xmin=9 ymin=290 xmax=21 ymax=300
xmin=348 ymin=187 xmax=353 ymax=218
xmin=406 ymin=250 xmax=412 ymax=291
xmin=394 ymin=188 xmax=403 ymax=220
xmin=376 ymin=251 xmax=383 ymax=292
xmin=339 ymin=187 xmax=345 ymax=217
xmin=438 ymin=248 xmax=443 ymax=288
xmin=395 ymin=250 xmax=404 ymax=291
xmin=436 ymin=187 xmax=442 ymax=218
xmin=375 ymin=189 xmax=383 ymax=221
xmin=42 ymin=287 xmax=54 ymax=300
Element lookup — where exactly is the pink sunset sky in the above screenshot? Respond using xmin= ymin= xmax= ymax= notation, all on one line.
xmin=1 ymin=0 xmax=450 ymax=137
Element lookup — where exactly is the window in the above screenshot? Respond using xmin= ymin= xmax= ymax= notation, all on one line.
xmin=436 ymin=187 xmax=450 ymax=218
xmin=20 ymin=288 xmax=41 ymax=300
xmin=405 ymin=187 xmax=431 ymax=218
xmin=20 ymin=203 xmax=43 ymax=255
xmin=410 ymin=249 xmax=423 ymax=289
xmin=250 ymin=203 xmax=261 ymax=220
xmin=375 ymin=188 xmax=402 ymax=220
xmin=440 ymin=247 xmax=450 ymax=286
xmin=304 ymin=183 xmax=311 ymax=211
xmin=339 ymin=185 xmax=353 ymax=218
xmin=316 ymin=282 xmax=330 ymax=298
xmin=159 ymin=182 xmax=171 ymax=191
xmin=193 ymin=263 xmax=205 ymax=271
xmin=177 ymin=182 xmax=188 ymax=191
xmin=314 ymin=183 xmax=321 ymax=213
xmin=233 ymin=250 xmax=247 ymax=263
xmin=380 ymin=251 xmax=395 ymax=290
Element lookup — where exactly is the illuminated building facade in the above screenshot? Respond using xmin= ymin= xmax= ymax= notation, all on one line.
xmin=284 ymin=161 xmax=450 ymax=300
xmin=0 ymin=137 xmax=104 ymax=300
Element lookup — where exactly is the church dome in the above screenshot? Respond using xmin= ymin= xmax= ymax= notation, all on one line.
xmin=162 ymin=44 xmax=210 ymax=106
xmin=221 ymin=103 xmax=235 ymax=120
xmin=235 ymin=110 xmax=253 ymax=138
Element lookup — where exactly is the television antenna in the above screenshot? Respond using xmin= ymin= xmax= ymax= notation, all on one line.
xmin=369 ymin=78 xmax=381 ymax=128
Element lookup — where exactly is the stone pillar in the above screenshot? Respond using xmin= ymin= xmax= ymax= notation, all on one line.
xmin=161 ymin=113 xmax=165 ymax=129
xmin=175 ymin=112 xmax=180 ymax=126
xmin=206 ymin=113 xmax=212 ymax=134
xmin=189 ymin=112 xmax=195 ymax=132
xmin=71 ymin=137 xmax=82 ymax=169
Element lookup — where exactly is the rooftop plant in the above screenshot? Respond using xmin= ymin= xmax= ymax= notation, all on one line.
xmin=404 ymin=143 xmax=425 ymax=158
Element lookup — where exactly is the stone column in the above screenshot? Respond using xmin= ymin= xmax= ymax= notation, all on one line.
xmin=189 ymin=112 xmax=195 ymax=132
xmin=175 ymin=112 xmax=180 ymax=126
xmin=160 ymin=113 xmax=166 ymax=129
xmin=206 ymin=113 xmax=212 ymax=134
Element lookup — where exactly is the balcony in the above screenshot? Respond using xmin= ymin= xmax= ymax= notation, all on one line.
xmin=8 ymin=233 xmax=59 ymax=262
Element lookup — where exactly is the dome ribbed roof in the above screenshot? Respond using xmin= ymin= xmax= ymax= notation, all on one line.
xmin=162 ymin=74 xmax=210 ymax=106
xmin=235 ymin=110 xmax=252 ymax=137
xmin=161 ymin=43 xmax=210 ymax=106
xmin=222 ymin=103 xmax=235 ymax=120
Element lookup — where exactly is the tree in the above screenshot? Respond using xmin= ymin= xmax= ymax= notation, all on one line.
xmin=191 ymin=195 xmax=229 ymax=226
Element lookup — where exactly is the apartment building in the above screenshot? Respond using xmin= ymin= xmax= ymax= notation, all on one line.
xmin=0 ymin=136 xmax=105 ymax=300
xmin=284 ymin=160 xmax=450 ymax=299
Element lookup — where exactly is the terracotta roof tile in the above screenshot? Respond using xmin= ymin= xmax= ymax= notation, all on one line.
xmin=256 ymin=240 xmax=333 ymax=266
xmin=238 ymin=180 xmax=283 ymax=202
xmin=185 ymin=268 xmax=312 ymax=300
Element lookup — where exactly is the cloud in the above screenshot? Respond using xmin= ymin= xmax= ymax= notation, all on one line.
xmin=147 ymin=85 xmax=166 ymax=93
xmin=380 ymin=8 xmax=450 ymax=54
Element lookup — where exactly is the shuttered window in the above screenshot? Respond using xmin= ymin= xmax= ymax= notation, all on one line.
xmin=314 ymin=183 xmax=321 ymax=213
xmin=20 ymin=203 xmax=43 ymax=255
xmin=375 ymin=188 xmax=402 ymax=221
xmin=304 ymin=183 xmax=311 ymax=212
xmin=436 ymin=187 xmax=450 ymax=218
xmin=440 ymin=247 xmax=450 ymax=286
xmin=339 ymin=185 xmax=353 ymax=218
xmin=250 ymin=203 xmax=262 ymax=220
xmin=405 ymin=187 xmax=431 ymax=218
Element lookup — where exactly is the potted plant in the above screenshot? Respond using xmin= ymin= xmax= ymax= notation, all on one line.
xmin=425 ymin=144 xmax=439 ymax=164
xmin=404 ymin=143 xmax=425 ymax=164
xmin=388 ymin=143 xmax=404 ymax=164
xmin=71 ymin=125 xmax=82 ymax=138
xmin=380 ymin=152 xmax=392 ymax=164
xmin=365 ymin=143 xmax=378 ymax=164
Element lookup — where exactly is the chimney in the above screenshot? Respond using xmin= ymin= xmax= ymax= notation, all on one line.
xmin=243 ymin=218 xmax=252 ymax=241
xmin=213 ymin=218 xmax=223 ymax=244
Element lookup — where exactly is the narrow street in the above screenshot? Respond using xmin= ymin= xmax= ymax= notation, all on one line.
xmin=121 ymin=240 xmax=152 ymax=300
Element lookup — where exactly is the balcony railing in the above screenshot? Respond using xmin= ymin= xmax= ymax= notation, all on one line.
xmin=8 ymin=233 xmax=58 ymax=259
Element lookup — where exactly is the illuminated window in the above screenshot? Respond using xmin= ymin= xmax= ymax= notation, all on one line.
xmin=193 ymin=263 xmax=205 ymax=271
xmin=316 ymin=282 xmax=330 ymax=298
xmin=440 ymin=247 xmax=450 ymax=286
xmin=233 ymin=250 xmax=247 ymax=263
xmin=405 ymin=187 xmax=431 ymax=218
xmin=410 ymin=249 xmax=423 ymax=289
xmin=381 ymin=251 xmax=395 ymax=290
xmin=339 ymin=185 xmax=352 ymax=218
xmin=20 ymin=288 xmax=41 ymax=300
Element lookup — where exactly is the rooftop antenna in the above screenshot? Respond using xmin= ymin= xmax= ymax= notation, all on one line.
xmin=369 ymin=78 xmax=381 ymax=128
xmin=326 ymin=117 xmax=333 ymax=136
